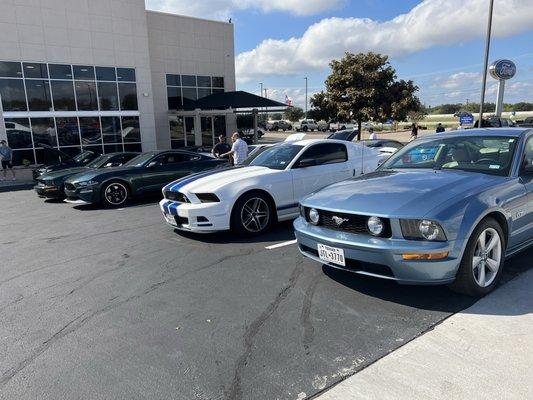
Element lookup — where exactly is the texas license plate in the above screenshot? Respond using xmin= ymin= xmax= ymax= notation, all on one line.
xmin=317 ymin=243 xmax=345 ymax=266
xmin=164 ymin=213 xmax=177 ymax=226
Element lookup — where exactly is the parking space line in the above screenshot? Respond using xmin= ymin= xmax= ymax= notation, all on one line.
xmin=265 ymin=239 xmax=297 ymax=250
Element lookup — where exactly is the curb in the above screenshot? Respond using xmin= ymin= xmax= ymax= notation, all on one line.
xmin=0 ymin=183 xmax=34 ymax=193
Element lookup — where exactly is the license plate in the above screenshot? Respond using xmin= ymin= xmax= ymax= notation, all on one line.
xmin=164 ymin=213 xmax=177 ymax=226
xmin=317 ymin=243 xmax=345 ymax=266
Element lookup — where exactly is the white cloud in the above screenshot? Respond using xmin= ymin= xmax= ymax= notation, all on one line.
xmin=145 ymin=0 xmax=343 ymax=20
xmin=236 ymin=0 xmax=533 ymax=82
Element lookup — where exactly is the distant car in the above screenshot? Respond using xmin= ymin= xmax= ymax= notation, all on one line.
xmin=295 ymin=128 xmax=533 ymax=297
xmin=34 ymin=152 xmax=138 ymax=200
xmin=296 ymin=119 xmax=319 ymax=132
xmin=327 ymin=129 xmax=358 ymax=141
xmin=239 ymin=129 xmax=264 ymax=144
xmin=474 ymin=117 xmax=517 ymax=128
xmin=267 ymin=120 xmax=292 ymax=131
xmin=64 ymin=150 xmax=227 ymax=207
xmin=32 ymin=145 xmax=98 ymax=180
xmin=518 ymin=117 xmax=533 ymax=128
xmin=328 ymin=121 xmax=355 ymax=132
xmin=160 ymin=139 xmax=381 ymax=235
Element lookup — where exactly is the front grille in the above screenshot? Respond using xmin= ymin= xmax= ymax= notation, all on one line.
xmin=299 ymin=244 xmax=394 ymax=277
xmin=305 ymin=208 xmax=392 ymax=238
xmin=164 ymin=190 xmax=189 ymax=203
xmin=65 ymin=182 xmax=76 ymax=191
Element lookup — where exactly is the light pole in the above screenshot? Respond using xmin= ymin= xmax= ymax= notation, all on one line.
xmin=479 ymin=0 xmax=494 ymax=125
xmin=260 ymin=82 xmax=263 ymax=97
xmin=304 ymin=77 xmax=308 ymax=118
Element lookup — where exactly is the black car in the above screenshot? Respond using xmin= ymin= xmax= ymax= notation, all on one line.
xmin=362 ymin=139 xmax=404 ymax=150
xmin=327 ymin=129 xmax=358 ymax=141
xmin=34 ymin=152 xmax=138 ymax=200
xmin=32 ymin=144 xmax=99 ymax=180
xmin=64 ymin=150 xmax=227 ymax=207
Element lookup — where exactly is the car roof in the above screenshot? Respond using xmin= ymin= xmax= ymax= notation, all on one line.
xmin=424 ymin=128 xmax=529 ymax=139
xmin=291 ymin=138 xmax=360 ymax=146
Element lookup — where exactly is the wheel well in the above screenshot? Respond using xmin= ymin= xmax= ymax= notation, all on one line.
xmin=231 ymin=189 xmax=278 ymax=224
xmin=483 ymin=211 xmax=509 ymax=242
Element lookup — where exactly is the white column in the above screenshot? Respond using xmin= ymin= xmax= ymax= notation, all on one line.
xmin=495 ymin=80 xmax=505 ymax=117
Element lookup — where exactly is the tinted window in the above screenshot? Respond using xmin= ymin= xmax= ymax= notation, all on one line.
xmin=73 ymin=65 xmax=95 ymax=80
xmin=50 ymin=81 xmax=76 ymax=111
xmin=23 ymin=63 xmax=48 ymax=79
xmin=124 ymin=143 xmax=142 ymax=152
xmin=0 ymin=79 xmax=27 ymax=111
xmin=212 ymin=76 xmax=224 ymax=88
xmin=79 ymin=117 xmax=102 ymax=145
xmin=118 ymin=83 xmax=138 ymax=110
xmin=182 ymin=87 xmax=197 ymax=108
xmin=158 ymin=153 xmax=189 ymax=165
xmin=31 ymin=118 xmax=57 ymax=147
xmin=96 ymin=66 xmax=116 ymax=81
xmin=116 ymin=68 xmax=135 ymax=82
xmin=49 ymin=64 xmax=73 ymax=79
xmin=103 ymin=144 xmax=124 ymax=153
xmin=83 ymin=144 xmax=103 ymax=155
xmin=121 ymin=116 xmax=140 ymax=142
xmin=197 ymin=76 xmax=211 ymax=87
xmin=245 ymin=144 xmax=304 ymax=170
xmin=0 ymin=61 xmax=22 ymax=78
xmin=296 ymin=143 xmax=348 ymax=167
xmin=522 ymin=136 xmax=533 ymax=172
xmin=167 ymin=87 xmax=182 ymax=109
xmin=75 ymin=81 xmax=98 ymax=110
xmin=5 ymin=118 xmax=32 ymax=149
xmin=98 ymin=82 xmax=119 ymax=110
xmin=12 ymin=149 xmax=35 ymax=166
xmin=25 ymin=80 xmax=52 ymax=111
xmin=182 ymin=75 xmax=196 ymax=86
xmin=166 ymin=74 xmax=180 ymax=86
xmin=197 ymin=88 xmax=211 ymax=99
xmin=101 ymin=116 xmax=122 ymax=143
xmin=56 ymin=117 xmax=80 ymax=146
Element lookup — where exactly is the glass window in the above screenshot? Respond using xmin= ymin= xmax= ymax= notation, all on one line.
xmin=212 ymin=88 xmax=224 ymax=94
xmin=184 ymin=117 xmax=194 ymax=146
xmin=75 ymin=81 xmax=98 ymax=110
xmin=79 ymin=117 xmax=102 ymax=146
xmin=49 ymin=64 xmax=73 ymax=80
xmin=12 ymin=149 xmax=35 ymax=166
xmin=197 ymin=76 xmax=211 ymax=87
xmin=295 ymin=143 xmax=348 ymax=167
xmin=118 ymin=83 xmax=138 ymax=110
xmin=124 ymin=143 xmax=142 ymax=152
xmin=212 ymin=77 xmax=224 ymax=88
xmin=5 ymin=118 xmax=32 ymax=149
xmin=182 ymin=87 xmax=197 ymax=109
xmin=167 ymin=87 xmax=182 ymax=110
xmin=201 ymin=116 xmax=213 ymax=148
xmin=25 ymin=80 xmax=53 ymax=111
xmin=98 ymin=82 xmax=119 ymax=111
xmin=56 ymin=117 xmax=80 ymax=146
xmin=57 ymin=146 xmax=81 ymax=158
xmin=116 ymin=68 xmax=135 ymax=82
xmin=31 ymin=118 xmax=57 ymax=147
xmin=50 ymin=81 xmax=76 ymax=111
xmin=101 ymin=116 xmax=122 ymax=144
xmin=181 ymin=75 xmax=196 ymax=86
xmin=73 ymin=65 xmax=95 ymax=80
xmin=104 ymin=143 xmax=124 ymax=154
xmin=0 ymin=61 xmax=22 ymax=78
xmin=170 ymin=117 xmax=184 ymax=147
xmin=121 ymin=116 xmax=140 ymax=142
xmin=83 ymin=144 xmax=103 ymax=155
xmin=166 ymin=74 xmax=180 ymax=86
xmin=197 ymin=88 xmax=211 ymax=99
xmin=23 ymin=63 xmax=48 ymax=79
xmin=0 ymin=79 xmax=27 ymax=111
xmin=96 ymin=66 xmax=116 ymax=81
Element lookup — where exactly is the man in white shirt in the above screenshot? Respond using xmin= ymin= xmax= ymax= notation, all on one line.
xmin=368 ymin=127 xmax=377 ymax=140
xmin=222 ymin=132 xmax=248 ymax=165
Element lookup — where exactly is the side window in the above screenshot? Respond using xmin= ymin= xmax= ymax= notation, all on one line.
xmin=296 ymin=143 xmax=348 ymax=167
xmin=523 ymin=137 xmax=533 ymax=172
xmin=161 ymin=153 xmax=186 ymax=165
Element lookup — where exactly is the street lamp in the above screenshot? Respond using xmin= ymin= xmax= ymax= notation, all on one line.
xmin=479 ymin=0 xmax=495 ymax=124
xmin=304 ymin=77 xmax=308 ymax=118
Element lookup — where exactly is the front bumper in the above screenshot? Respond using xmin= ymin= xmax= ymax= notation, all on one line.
xmin=294 ymin=218 xmax=460 ymax=285
xmin=159 ymin=199 xmax=230 ymax=232
xmin=34 ymin=184 xmax=63 ymax=199
xmin=64 ymin=185 xmax=99 ymax=204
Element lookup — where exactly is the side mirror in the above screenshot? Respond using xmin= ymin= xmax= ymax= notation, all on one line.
xmin=297 ymin=158 xmax=317 ymax=168
xmin=147 ymin=160 xmax=159 ymax=168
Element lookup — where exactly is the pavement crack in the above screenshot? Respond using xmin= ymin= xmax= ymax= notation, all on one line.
xmin=226 ymin=262 xmax=304 ymax=400
xmin=300 ymin=273 xmax=323 ymax=353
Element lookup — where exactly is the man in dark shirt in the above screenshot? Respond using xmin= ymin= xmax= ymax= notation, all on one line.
xmin=436 ymin=123 xmax=445 ymax=133
xmin=212 ymin=135 xmax=231 ymax=159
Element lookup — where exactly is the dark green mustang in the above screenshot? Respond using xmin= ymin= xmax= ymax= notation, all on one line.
xmin=64 ymin=150 xmax=228 ymax=207
xmin=34 ymin=152 xmax=138 ymax=200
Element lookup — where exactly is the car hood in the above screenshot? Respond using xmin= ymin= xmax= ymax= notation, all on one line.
xmin=302 ymin=169 xmax=502 ymax=217
xmin=40 ymin=167 xmax=90 ymax=182
xmin=65 ymin=165 xmax=136 ymax=183
xmin=164 ymin=166 xmax=280 ymax=193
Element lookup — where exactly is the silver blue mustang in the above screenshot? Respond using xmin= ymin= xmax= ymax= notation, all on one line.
xmin=294 ymin=128 xmax=533 ymax=296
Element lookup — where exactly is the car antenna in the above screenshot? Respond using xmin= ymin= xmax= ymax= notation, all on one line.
xmin=360 ymin=131 xmax=365 ymax=174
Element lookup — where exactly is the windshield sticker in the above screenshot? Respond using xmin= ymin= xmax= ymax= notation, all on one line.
xmin=489 ymin=165 xmax=500 ymax=169
xmin=509 ymin=139 xmax=515 ymax=143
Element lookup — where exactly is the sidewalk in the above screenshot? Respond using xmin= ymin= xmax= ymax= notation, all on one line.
xmin=317 ymin=268 xmax=533 ymax=400
xmin=0 ymin=168 xmax=34 ymax=193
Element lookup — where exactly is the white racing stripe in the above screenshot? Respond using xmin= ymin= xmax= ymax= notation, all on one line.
xmin=265 ymin=239 xmax=297 ymax=250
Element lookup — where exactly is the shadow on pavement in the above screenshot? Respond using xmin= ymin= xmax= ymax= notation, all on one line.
xmin=72 ymin=195 xmax=162 ymax=211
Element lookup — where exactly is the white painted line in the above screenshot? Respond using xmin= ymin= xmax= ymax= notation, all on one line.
xmin=265 ymin=239 xmax=297 ymax=250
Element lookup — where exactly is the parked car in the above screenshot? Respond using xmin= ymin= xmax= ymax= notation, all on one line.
xmin=34 ymin=152 xmax=138 ymax=200
xmin=327 ymin=129 xmax=358 ymax=141
xmin=267 ymin=120 xmax=292 ymax=131
xmin=518 ymin=117 xmax=533 ymax=128
xmin=64 ymin=150 xmax=227 ymax=207
xmin=295 ymin=119 xmax=319 ymax=132
xmin=239 ymin=128 xmax=264 ymax=144
xmin=328 ymin=121 xmax=355 ymax=132
xmin=160 ymin=139 xmax=382 ymax=236
xmin=32 ymin=145 xmax=99 ymax=180
xmin=364 ymin=139 xmax=404 ymax=158
xmin=294 ymin=128 xmax=532 ymax=296
xmin=474 ymin=117 xmax=517 ymax=128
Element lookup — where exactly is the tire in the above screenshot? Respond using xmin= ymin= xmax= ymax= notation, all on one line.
xmin=101 ymin=181 xmax=130 ymax=208
xmin=231 ymin=192 xmax=274 ymax=236
xmin=303 ymin=126 xmax=308 ymax=132
xmin=450 ymin=217 xmax=506 ymax=297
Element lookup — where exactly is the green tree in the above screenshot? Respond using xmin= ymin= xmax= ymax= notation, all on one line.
xmin=308 ymin=91 xmax=337 ymax=121
xmin=325 ymin=52 xmax=420 ymax=140
xmin=284 ymin=106 xmax=305 ymax=122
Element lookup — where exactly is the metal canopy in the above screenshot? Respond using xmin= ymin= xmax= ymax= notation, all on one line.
xmin=189 ymin=90 xmax=288 ymax=110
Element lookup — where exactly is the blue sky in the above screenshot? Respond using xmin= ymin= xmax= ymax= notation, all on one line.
xmin=146 ymin=0 xmax=533 ymax=109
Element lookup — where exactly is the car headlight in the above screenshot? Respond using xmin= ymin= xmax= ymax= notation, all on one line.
xmin=400 ymin=219 xmax=447 ymax=241
xmin=195 ymin=193 xmax=219 ymax=203
xmin=308 ymin=208 xmax=320 ymax=225
xmin=74 ymin=180 xmax=98 ymax=188
xmin=367 ymin=216 xmax=384 ymax=236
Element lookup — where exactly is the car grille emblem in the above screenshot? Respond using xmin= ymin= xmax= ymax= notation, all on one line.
xmin=332 ymin=216 xmax=349 ymax=226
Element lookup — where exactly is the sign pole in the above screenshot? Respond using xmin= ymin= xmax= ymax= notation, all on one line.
xmin=479 ymin=0 xmax=494 ymax=125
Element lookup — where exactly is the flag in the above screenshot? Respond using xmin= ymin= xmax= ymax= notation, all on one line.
xmin=285 ymin=95 xmax=292 ymax=106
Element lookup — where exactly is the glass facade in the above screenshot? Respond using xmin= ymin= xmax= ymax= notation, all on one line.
xmin=0 ymin=61 xmax=142 ymax=165
xmin=166 ymin=74 xmax=225 ymax=111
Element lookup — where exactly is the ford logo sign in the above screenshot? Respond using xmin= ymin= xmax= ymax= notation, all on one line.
xmin=489 ymin=59 xmax=516 ymax=80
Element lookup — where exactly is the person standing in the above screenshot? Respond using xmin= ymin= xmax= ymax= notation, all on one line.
xmin=0 ymin=140 xmax=16 ymax=181
xmin=222 ymin=132 xmax=248 ymax=165
xmin=212 ymin=135 xmax=231 ymax=159
xmin=368 ymin=127 xmax=377 ymax=140
xmin=410 ymin=123 xmax=418 ymax=141
xmin=436 ymin=123 xmax=445 ymax=133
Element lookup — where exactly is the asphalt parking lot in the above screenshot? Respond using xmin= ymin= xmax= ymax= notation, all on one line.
xmin=0 ymin=191 xmax=531 ymax=400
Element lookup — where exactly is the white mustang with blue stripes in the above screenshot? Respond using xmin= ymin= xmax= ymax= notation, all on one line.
xmin=159 ymin=139 xmax=380 ymax=235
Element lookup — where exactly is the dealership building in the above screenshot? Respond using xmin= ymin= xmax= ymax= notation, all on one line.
xmin=0 ymin=0 xmax=236 ymax=165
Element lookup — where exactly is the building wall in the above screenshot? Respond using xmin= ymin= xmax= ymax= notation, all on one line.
xmin=146 ymin=11 xmax=235 ymax=149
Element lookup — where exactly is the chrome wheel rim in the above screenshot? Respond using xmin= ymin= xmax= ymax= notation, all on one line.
xmin=104 ymin=183 xmax=127 ymax=205
xmin=472 ymin=227 xmax=501 ymax=288
xmin=241 ymin=197 xmax=269 ymax=233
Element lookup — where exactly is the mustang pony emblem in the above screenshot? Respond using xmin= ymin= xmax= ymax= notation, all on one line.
xmin=332 ymin=216 xmax=349 ymax=226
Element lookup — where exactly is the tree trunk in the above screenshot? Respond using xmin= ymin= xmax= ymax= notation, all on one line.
xmin=357 ymin=119 xmax=362 ymax=141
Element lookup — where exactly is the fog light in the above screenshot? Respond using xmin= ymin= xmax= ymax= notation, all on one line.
xmin=367 ymin=216 xmax=384 ymax=236
xmin=402 ymin=252 xmax=449 ymax=261
xmin=308 ymin=208 xmax=319 ymax=225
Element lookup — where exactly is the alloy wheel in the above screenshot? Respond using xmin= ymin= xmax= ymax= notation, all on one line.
xmin=472 ymin=227 xmax=502 ymax=287
xmin=104 ymin=182 xmax=128 ymax=206
xmin=240 ymin=197 xmax=270 ymax=233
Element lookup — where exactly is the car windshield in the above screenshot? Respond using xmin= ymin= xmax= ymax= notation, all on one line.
xmin=243 ymin=144 xmax=303 ymax=170
xmin=73 ymin=151 xmax=93 ymax=163
xmin=380 ymin=136 xmax=518 ymax=176
xmin=125 ymin=152 xmax=156 ymax=167
xmin=85 ymin=155 xmax=111 ymax=168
